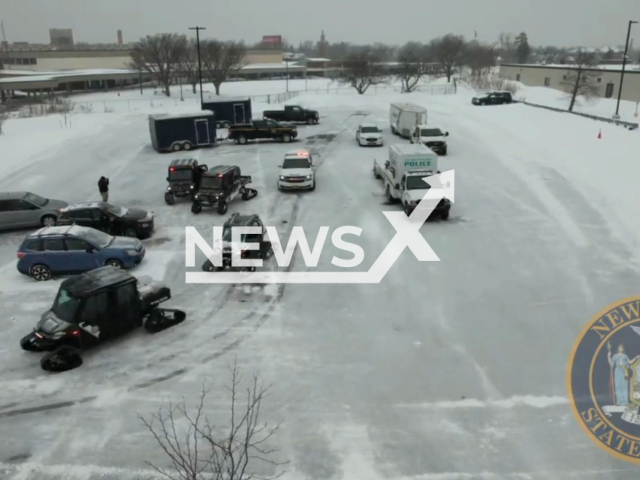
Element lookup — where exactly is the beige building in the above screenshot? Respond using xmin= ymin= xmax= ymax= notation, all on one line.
xmin=500 ymin=63 xmax=640 ymax=103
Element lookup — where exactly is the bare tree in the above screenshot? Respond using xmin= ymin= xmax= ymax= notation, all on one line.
xmin=201 ymin=40 xmax=247 ymax=96
xmin=131 ymin=34 xmax=189 ymax=97
xmin=396 ymin=42 xmax=430 ymax=93
xmin=464 ymin=41 xmax=497 ymax=78
xmin=561 ymin=51 xmax=600 ymax=112
xmin=498 ymin=32 xmax=516 ymax=63
xmin=141 ymin=362 xmax=286 ymax=480
xmin=179 ymin=38 xmax=200 ymax=95
xmin=430 ymin=34 xmax=466 ymax=83
xmin=338 ymin=48 xmax=387 ymax=94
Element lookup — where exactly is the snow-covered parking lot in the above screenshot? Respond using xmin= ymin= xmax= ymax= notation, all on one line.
xmin=1 ymin=81 xmax=639 ymax=479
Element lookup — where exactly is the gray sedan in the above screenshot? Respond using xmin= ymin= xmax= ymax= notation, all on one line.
xmin=0 ymin=192 xmax=68 ymax=231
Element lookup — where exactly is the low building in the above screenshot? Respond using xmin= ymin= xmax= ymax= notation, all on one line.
xmin=500 ymin=63 xmax=640 ymax=103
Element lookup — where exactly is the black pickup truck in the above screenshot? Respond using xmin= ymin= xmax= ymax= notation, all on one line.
xmin=228 ymin=119 xmax=298 ymax=145
xmin=263 ymin=105 xmax=319 ymax=124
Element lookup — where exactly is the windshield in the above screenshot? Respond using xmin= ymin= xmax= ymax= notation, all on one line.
xmin=51 ymin=287 xmax=81 ymax=323
xmin=406 ymin=176 xmax=432 ymax=190
xmin=283 ymin=158 xmax=311 ymax=169
xmin=361 ymin=126 xmax=380 ymax=133
xmin=421 ymin=129 xmax=442 ymax=137
xmin=79 ymin=228 xmax=113 ymax=248
xmin=201 ymin=177 xmax=223 ymax=189
xmin=222 ymin=227 xmax=246 ymax=243
xmin=23 ymin=192 xmax=48 ymax=207
xmin=105 ymin=204 xmax=128 ymax=217
xmin=169 ymin=169 xmax=193 ymax=181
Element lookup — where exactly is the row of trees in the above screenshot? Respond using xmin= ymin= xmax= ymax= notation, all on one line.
xmin=130 ymin=34 xmax=246 ymax=97
xmin=338 ymin=34 xmax=496 ymax=95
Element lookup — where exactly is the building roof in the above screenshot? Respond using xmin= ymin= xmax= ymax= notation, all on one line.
xmin=500 ymin=63 xmax=640 ymax=73
xmin=149 ymin=111 xmax=214 ymax=120
xmin=306 ymin=58 xmax=331 ymax=62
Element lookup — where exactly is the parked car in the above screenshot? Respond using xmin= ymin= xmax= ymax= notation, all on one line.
xmin=472 ymin=91 xmax=513 ymax=105
xmin=56 ymin=202 xmax=154 ymax=238
xmin=0 ymin=191 xmax=68 ymax=231
xmin=228 ymin=120 xmax=298 ymax=145
xmin=17 ymin=225 xmax=145 ymax=281
xmin=263 ymin=105 xmax=319 ymax=124
xmin=410 ymin=125 xmax=449 ymax=155
xmin=356 ymin=124 xmax=383 ymax=147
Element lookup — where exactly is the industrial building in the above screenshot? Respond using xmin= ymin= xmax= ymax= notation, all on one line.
xmin=500 ymin=63 xmax=640 ymax=103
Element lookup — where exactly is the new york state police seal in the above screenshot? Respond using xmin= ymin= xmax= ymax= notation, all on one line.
xmin=568 ymin=296 xmax=640 ymax=463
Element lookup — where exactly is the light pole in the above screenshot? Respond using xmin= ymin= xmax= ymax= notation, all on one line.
xmin=189 ymin=26 xmax=206 ymax=106
xmin=285 ymin=59 xmax=289 ymax=92
xmin=615 ymin=20 xmax=638 ymax=119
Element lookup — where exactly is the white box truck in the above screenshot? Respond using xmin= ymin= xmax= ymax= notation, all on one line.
xmin=373 ymin=144 xmax=451 ymax=219
xmin=389 ymin=103 xmax=427 ymax=138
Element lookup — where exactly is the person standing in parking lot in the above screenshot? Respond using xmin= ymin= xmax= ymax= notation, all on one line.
xmin=98 ymin=176 xmax=109 ymax=202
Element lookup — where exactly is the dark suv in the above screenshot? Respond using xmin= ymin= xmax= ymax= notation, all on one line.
xmin=57 ymin=202 xmax=154 ymax=238
xmin=202 ymin=213 xmax=273 ymax=272
xmin=472 ymin=91 xmax=513 ymax=105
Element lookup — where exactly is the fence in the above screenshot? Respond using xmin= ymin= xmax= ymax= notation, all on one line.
xmin=519 ymin=101 xmax=639 ymax=130
xmin=12 ymin=82 xmax=457 ymax=117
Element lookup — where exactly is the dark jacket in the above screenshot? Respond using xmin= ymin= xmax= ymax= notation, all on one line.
xmin=98 ymin=177 xmax=109 ymax=193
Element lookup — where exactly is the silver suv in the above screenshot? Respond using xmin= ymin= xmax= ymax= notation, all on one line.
xmin=0 ymin=192 xmax=68 ymax=231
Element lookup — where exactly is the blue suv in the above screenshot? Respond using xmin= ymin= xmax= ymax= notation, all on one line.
xmin=17 ymin=225 xmax=145 ymax=281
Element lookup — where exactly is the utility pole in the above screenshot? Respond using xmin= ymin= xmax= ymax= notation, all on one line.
xmin=285 ymin=59 xmax=289 ymax=92
xmin=189 ymin=26 xmax=206 ymax=105
xmin=615 ymin=20 xmax=638 ymax=119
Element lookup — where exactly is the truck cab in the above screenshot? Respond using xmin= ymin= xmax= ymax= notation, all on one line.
xmin=410 ymin=125 xmax=449 ymax=155
xmin=278 ymin=149 xmax=316 ymax=191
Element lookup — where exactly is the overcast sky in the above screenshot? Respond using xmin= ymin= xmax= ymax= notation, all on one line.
xmin=3 ymin=0 xmax=640 ymax=48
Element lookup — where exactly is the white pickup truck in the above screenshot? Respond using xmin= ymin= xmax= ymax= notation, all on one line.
xmin=373 ymin=144 xmax=451 ymax=219
xmin=410 ymin=124 xmax=449 ymax=155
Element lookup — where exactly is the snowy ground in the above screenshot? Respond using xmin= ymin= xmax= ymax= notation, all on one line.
xmin=513 ymin=83 xmax=640 ymax=123
xmin=0 ymin=81 xmax=639 ymax=479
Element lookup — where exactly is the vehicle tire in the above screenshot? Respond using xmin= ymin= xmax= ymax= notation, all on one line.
xmin=386 ymin=185 xmax=394 ymax=203
xmin=404 ymin=203 xmax=411 ymax=216
xmin=123 ymin=227 xmax=138 ymax=238
xmin=242 ymin=188 xmax=257 ymax=201
xmin=282 ymin=133 xmax=292 ymax=143
xmin=164 ymin=192 xmax=175 ymax=205
xmin=30 ymin=264 xmax=52 ymax=281
xmin=40 ymin=214 xmax=57 ymax=227
xmin=191 ymin=202 xmax=202 ymax=214
xmin=41 ymin=346 xmax=83 ymax=372
xmin=183 ymin=142 xmax=193 ymax=151
xmin=172 ymin=143 xmax=182 ymax=152
xmin=314 ymin=117 xmax=319 ymax=124
xmin=441 ymin=211 xmax=450 ymax=220
xmin=105 ymin=259 xmax=123 ymax=269
xmin=310 ymin=180 xmax=316 ymax=191
xmin=145 ymin=308 xmax=186 ymax=334
xmin=238 ymin=135 xmax=248 ymax=145
xmin=217 ymin=201 xmax=228 ymax=215
xmin=307 ymin=117 xmax=314 ymax=125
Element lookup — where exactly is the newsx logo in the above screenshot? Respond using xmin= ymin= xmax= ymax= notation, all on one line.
xmin=185 ymin=170 xmax=455 ymax=284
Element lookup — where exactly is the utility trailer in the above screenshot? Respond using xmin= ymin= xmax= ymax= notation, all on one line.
xmin=201 ymin=96 xmax=252 ymax=128
xmin=149 ymin=110 xmax=216 ymax=152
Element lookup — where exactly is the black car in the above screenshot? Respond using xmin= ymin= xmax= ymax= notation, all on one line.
xmin=57 ymin=202 xmax=154 ymax=238
xmin=165 ymin=158 xmax=208 ymax=205
xmin=192 ymin=166 xmax=257 ymax=215
xmin=202 ymin=213 xmax=273 ymax=272
xmin=19 ymin=266 xmax=185 ymax=372
xmin=228 ymin=119 xmax=298 ymax=145
xmin=472 ymin=91 xmax=513 ymax=105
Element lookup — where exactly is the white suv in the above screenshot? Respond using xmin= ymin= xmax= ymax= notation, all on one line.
xmin=278 ymin=149 xmax=316 ymax=191
xmin=356 ymin=123 xmax=383 ymax=147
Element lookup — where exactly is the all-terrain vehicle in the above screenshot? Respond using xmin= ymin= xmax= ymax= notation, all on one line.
xmin=191 ymin=166 xmax=257 ymax=215
xmin=202 ymin=213 xmax=274 ymax=272
xmin=165 ymin=158 xmax=208 ymax=205
xmin=19 ymin=266 xmax=186 ymax=372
